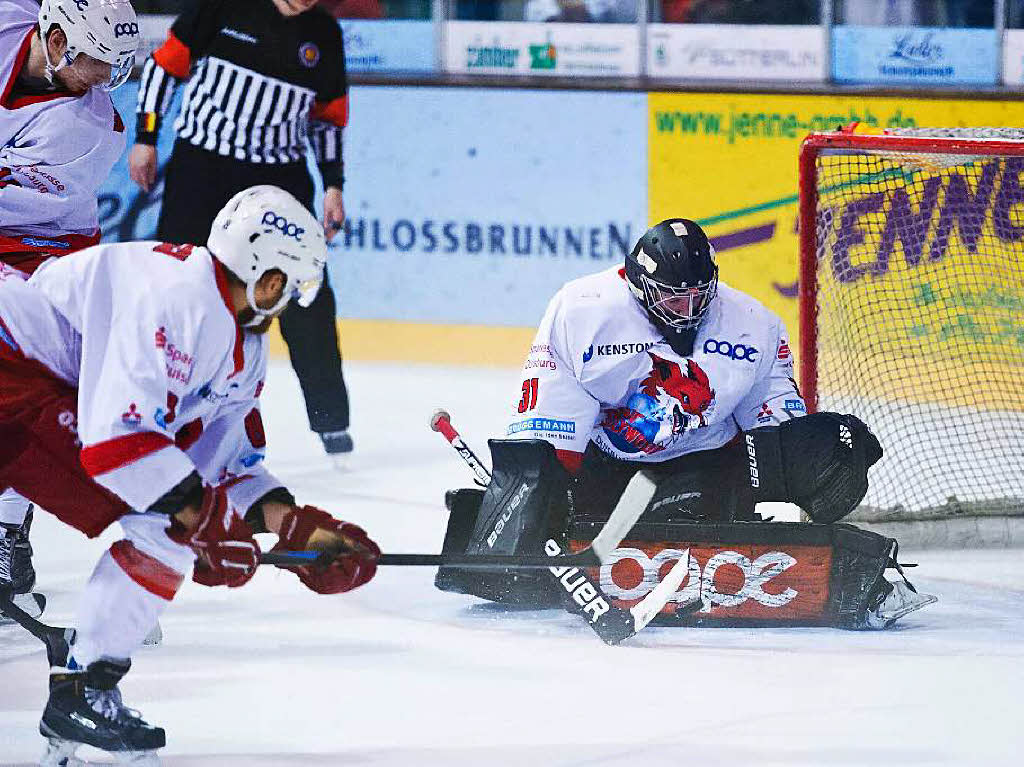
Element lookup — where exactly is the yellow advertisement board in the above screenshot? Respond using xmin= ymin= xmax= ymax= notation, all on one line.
xmin=648 ymin=93 xmax=1024 ymax=355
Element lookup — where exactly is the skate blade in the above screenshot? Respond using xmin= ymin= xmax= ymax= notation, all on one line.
xmin=0 ymin=591 xmax=45 ymax=624
xmin=878 ymin=590 xmax=938 ymax=622
xmin=41 ymin=737 xmax=161 ymax=766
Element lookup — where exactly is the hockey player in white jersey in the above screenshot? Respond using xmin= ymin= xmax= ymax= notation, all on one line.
xmin=0 ymin=0 xmax=139 ymax=618
xmin=437 ymin=219 xmax=934 ymax=629
xmin=0 ymin=186 xmax=380 ymax=765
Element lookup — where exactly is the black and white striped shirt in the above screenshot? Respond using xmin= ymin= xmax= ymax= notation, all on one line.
xmin=136 ymin=0 xmax=346 ymax=172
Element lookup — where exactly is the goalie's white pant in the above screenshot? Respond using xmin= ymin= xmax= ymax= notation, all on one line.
xmin=71 ymin=512 xmax=195 ymax=668
xmin=0 ymin=487 xmax=31 ymax=526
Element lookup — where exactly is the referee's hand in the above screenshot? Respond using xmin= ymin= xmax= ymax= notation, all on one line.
xmin=129 ymin=144 xmax=158 ymax=193
xmin=323 ymin=187 xmax=345 ymax=242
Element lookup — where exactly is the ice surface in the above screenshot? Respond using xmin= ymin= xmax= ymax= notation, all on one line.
xmin=2 ymin=362 xmax=1023 ymax=766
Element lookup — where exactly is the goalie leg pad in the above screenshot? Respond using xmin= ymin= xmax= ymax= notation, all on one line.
xmin=567 ymin=519 xmax=930 ymax=628
xmin=434 ymin=440 xmax=570 ymax=607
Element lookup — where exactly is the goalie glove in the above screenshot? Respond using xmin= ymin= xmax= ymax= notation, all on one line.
xmin=271 ymin=506 xmax=380 ymax=594
xmin=169 ymin=484 xmax=261 ymax=588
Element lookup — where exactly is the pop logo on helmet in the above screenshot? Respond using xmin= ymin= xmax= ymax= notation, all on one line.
xmin=114 ymin=22 xmax=139 ymax=38
xmin=261 ymin=211 xmax=304 ymax=241
xmin=703 ymin=339 xmax=759 ymax=362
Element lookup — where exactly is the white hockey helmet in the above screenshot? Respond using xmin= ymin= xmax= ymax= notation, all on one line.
xmin=38 ymin=0 xmax=140 ymax=91
xmin=207 ymin=186 xmax=327 ymax=323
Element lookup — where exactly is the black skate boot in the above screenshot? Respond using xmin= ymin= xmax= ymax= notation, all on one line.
xmin=13 ymin=504 xmax=37 ymax=593
xmin=40 ymin=658 xmax=165 ymax=766
xmin=0 ymin=507 xmax=45 ymax=624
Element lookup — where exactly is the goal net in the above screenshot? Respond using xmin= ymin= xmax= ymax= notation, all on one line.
xmin=799 ymin=127 xmax=1024 ymax=547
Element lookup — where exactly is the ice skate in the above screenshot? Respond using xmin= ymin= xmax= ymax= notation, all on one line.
xmin=39 ymin=659 xmax=164 ymax=767
xmin=1 ymin=511 xmax=45 ymax=625
xmin=862 ymin=580 xmax=938 ymax=629
xmin=320 ymin=428 xmax=353 ymax=469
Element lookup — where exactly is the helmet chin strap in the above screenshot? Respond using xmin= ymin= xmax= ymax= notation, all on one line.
xmin=40 ymin=32 xmax=69 ymax=86
xmin=243 ymin=282 xmax=290 ymax=327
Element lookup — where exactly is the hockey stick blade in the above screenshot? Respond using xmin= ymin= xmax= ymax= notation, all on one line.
xmin=0 ymin=591 xmax=73 ymax=667
xmin=628 ymin=550 xmax=697 ymax=633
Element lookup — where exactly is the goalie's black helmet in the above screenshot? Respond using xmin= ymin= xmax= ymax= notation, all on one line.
xmin=624 ymin=218 xmax=718 ymax=356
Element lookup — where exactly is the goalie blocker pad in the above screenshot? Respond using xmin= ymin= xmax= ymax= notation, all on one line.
xmin=434 ymin=439 xmax=570 ymax=606
xmin=568 ymin=519 xmax=909 ymax=629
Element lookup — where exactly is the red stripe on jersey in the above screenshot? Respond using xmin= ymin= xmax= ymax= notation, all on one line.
xmin=80 ymin=432 xmax=174 ymax=477
xmin=0 ymin=230 xmax=101 ymax=276
xmin=212 ymin=258 xmax=244 ymax=379
xmin=109 ymin=540 xmax=183 ymax=601
xmin=152 ymin=31 xmax=192 ymax=80
xmin=311 ymin=95 xmax=349 ymax=128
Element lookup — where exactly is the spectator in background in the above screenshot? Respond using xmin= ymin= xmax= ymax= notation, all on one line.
xmin=685 ymin=0 xmax=818 ymax=24
xmin=129 ymin=0 xmax=356 ymax=460
xmin=525 ymin=0 xmax=637 ymax=22
xmin=660 ymin=0 xmax=695 ymax=22
xmin=839 ymin=0 xmax=943 ymax=25
xmin=319 ymin=0 xmax=384 ymax=18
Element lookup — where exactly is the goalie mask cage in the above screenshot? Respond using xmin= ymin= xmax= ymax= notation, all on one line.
xmin=799 ymin=128 xmax=1024 ymax=548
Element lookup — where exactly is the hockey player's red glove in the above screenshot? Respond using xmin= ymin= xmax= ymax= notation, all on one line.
xmin=271 ymin=506 xmax=380 ymax=594
xmin=172 ymin=484 xmax=261 ymax=588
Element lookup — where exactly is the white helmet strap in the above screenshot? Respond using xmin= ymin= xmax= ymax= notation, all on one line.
xmin=242 ymin=280 xmax=291 ymax=327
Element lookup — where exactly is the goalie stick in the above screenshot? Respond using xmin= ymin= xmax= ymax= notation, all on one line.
xmin=425 ymin=409 xmax=697 ymax=644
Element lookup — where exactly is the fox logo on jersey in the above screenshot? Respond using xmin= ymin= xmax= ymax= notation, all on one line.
xmin=599 ymin=353 xmax=715 ymax=455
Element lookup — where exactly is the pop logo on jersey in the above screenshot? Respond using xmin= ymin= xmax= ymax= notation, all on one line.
xmin=262 ymin=211 xmax=304 ymax=241
xmin=703 ymin=339 xmax=759 ymax=362
xmin=73 ymin=0 xmax=88 ymax=11
xmin=777 ymin=339 xmax=791 ymax=361
xmin=114 ymin=22 xmax=139 ymax=38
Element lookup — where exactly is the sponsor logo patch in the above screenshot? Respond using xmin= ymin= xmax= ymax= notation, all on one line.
xmin=703 ymin=338 xmax=759 ymax=362
xmin=507 ymin=418 xmax=576 ymax=436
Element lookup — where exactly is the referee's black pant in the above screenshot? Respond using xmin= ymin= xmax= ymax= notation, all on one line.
xmin=157 ymin=139 xmax=350 ymax=435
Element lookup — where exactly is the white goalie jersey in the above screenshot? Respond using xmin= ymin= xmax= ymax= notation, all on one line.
xmin=507 ymin=266 xmax=805 ymax=462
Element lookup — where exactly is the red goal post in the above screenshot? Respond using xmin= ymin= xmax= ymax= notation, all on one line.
xmin=797 ymin=127 xmax=1024 ymax=548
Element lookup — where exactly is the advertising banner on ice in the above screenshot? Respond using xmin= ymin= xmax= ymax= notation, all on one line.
xmin=647 ymin=25 xmax=824 ymax=82
xmin=101 ymin=84 xmax=647 ymax=327
xmin=340 ymin=20 xmax=435 ymax=73
xmin=1003 ymin=30 xmax=1024 ymax=85
xmin=648 ymin=92 xmax=1024 ymax=350
xmin=832 ymin=26 xmax=998 ymax=86
xmin=444 ymin=21 xmax=640 ymax=76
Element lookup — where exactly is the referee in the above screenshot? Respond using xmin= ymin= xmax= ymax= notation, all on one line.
xmin=129 ymin=0 xmax=353 ymax=457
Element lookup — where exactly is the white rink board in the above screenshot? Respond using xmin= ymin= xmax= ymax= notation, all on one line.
xmin=2 ymin=361 xmax=1023 ymax=766
xmin=445 ymin=21 xmax=640 ymax=76
xmin=647 ymin=24 xmax=825 ymax=81
xmin=1003 ymin=30 xmax=1024 ymax=85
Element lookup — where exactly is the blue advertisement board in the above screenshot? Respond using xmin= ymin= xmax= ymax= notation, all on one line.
xmin=832 ymin=26 xmax=998 ymax=86
xmin=341 ymin=21 xmax=435 ymax=73
xmin=101 ymin=84 xmax=647 ymax=327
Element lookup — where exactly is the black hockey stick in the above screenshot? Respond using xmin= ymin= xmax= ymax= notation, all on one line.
xmin=260 ymin=470 xmax=659 ymax=571
xmin=0 ymin=590 xmax=73 ymax=666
